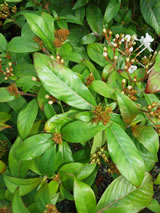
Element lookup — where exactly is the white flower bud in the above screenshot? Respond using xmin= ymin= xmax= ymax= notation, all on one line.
xmin=103 ymin=52 xmax=107 ymax=57
xmin=103 ymin=28 xmax=107 ymax=33
xmin=114 ymin=56 xmax=118 ymax=60
xmin=60 ymin=59 xmax=64 ymax=64
xmin=32 ymin=76 xmax=37 ymax=81
xmin=122 ymin=79 xmax=126 ymax=83
xmin=45 ymin=94 xmax=50 ymax=99
xmin=128 ymin=85 xmax=132 ymax=90
xmin=48 ymin=100 xmax=53 ymax=105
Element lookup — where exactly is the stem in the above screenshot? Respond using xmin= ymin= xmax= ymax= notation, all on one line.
xmin=20 ymin=92 xmax=37 ymax=97
xmin=58 ymin=100 xmax=64 ymax=113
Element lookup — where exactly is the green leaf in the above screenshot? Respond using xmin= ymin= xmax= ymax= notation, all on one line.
xmin=9 ymin=137 xmax=30 ymax=178
xmin=6 ymin=0 xmax=22 ymax=2
xmin=55 ymin=142 xmax=74 ymax=170
xmin=116 ymin=91 xmax=139 ymax=124
xmin=91 ymin=131 xmax=104 ymax=154
xmin=81 ymin=33 xmax=97 ymax=45
xmin=97 ymin=173 xmax=153 ymax=213
xmin=60 ymin=185 xmax=74 ymax=200
xmin=62 ymin=120 xmax=108 ymax=143
xmin=0 ymin=160 xmax=6 ymax=174
xmin=39 ymin=145 xmax=56 ymax=177
xmin=12 ymin=189 xmax=30 ymax=213
xmin=87 ymin=43 xmax=108 ymax=67
xmin=7 ymin=36 xmax=40 ymax=53
xmin=0 ymin=112 xmax=11 ymax=122
xmin=147 ymin=198 xmax=160 ymax=212
xmin=15 ymin=134 xmax=53 ymax=160
xmin=17 ymin=99 xmax=38 ymax=139
xmin=73 ymin=0 xmax=88 ymax=9
xmin=140 ymin=0 xmax=160 ymax=35
xmin=0 ymin=33 xmax=7 ymax=52
xmin=86 ymin=4 xmax=103 ymax=34
xmin=34 ymin=53 xmax=96 ymax=110
xmin=0 ymin=123 xmax=11 ymax=132
xmin=35 ymin=183 xmax=51 ymax=212
xmin=44 ymin=110 xmax=77 ymax=133
xmin=132 ymin=125 xmax=159 ymax=156
xmin=0 ymin=87 xmax=16 ymax=102
xmin=3 ymin=176 xmax=41 ymax=196
xmin=105 ymin=122 xmax=145 ymax=186
xmin=89 ymin=80 xmax=116 ymax=100
xmin=23 ymin=13 xmax=54 ymax=51
xmin=154 ymin=173 xmax=160 ymax=184
xmin=145 ymin=68 xmax=160 ymax=93
xmin=104 ymin=0 xmax=121 ymax=24
xmin=74 ymin=178 xmax=96 ymax=213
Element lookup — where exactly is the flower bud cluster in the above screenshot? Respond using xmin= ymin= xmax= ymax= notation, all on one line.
xmin=56 ymin=55 xmax=64 ymax=64
xmin=7 ymin=83 xmax=20 ymax=96
xmin=53 ymin=29 xmax=69 ymax=48
xmin=0 ymin=59 xmax=14 ymax=80
xmin=147 ymin=102 xmax=160 ymax=119
xmin=52 ymin=133 xmax=62 ymax=144
xmin=45 ymin=94 xmax=56 ymax=105
xmin=44 ymin=204 xmax=59 ymax=213
xmin=0 ymin=140 xmax=8 ymax=159
xmin=0 ymin=2 xmax=17 ymax=19
xmin=107 ymin=160 xmax=120 ymax=175
xmin=121 ymin=79 xmax=137 ymax=101
xmin=92 ymin=105 xmax=112 ymax=125
xmin=90 ymin=147 xmax=108 ymax=166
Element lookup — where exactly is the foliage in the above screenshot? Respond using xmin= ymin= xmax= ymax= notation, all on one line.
xmin=0 ymin=0 xmax=160 ymax=212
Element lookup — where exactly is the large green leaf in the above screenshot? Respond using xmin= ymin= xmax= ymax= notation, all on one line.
xmin=23 ymin=12 xmax=54 ymax=51
xmin=17 ymin=99 xmax=38 ymax=139
xmin=62 ymin=120 xmax=107 ymax=143
xmin=15 ymin=134 xmax=53 ymax=160
xmin=105 ymin=122 xmax=145 ymax=186
xmin=86 ymin=4 xmax=103 ymax=34
xmin=97 ymin=173 xmax=153 ymax=213
xmin=74 ymin=178 xmax=96 ymax=213
xmin=140 ymin=0 xmax=160 ymax=35
xmin=0 ymin=87 xmax=16 ymax=102
xmin=116 ymin=91 xmax=139 ymax=124
xmin=147 ymin=198 xmax=160 ymax=213
xmin=89 ymin=80 xmax=116 ymax=100
xmin=132 ymin=125 xmax=159 ymax=156
xmin=12 ymin=189 xmax=30 ymax=213
xmin=39 ymin=145 xmax=56 ymax=177
xmin=7 ymin=36 xmax=40 ymax=53
xmin=104 ymin=0 xmax=121 ymax=24
xmin=44 ymin=110 xmax=78 ymax=133
xmin=3 ymin=176 xmax=41 ymax=196
xmin=87 ymin=43 xmax=108 ymax=67
xmin=34 ymin=53 xmax=96 ymax=110
xmin=9 ymin=137 xmax=30 ymax=178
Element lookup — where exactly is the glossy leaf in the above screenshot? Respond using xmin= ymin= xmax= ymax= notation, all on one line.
xmin=12 ymin=189 xmax=30 ymax=213
xmin=116 ymin=91 xmax=139 ymax=124
xmin=23 ymin=13 xmax=54 ymax=51
xmin=17 ymin=99 xmax=38 ymax=139
xmin=147 ymin=198 xmax=160 ymax=212
xmin=140 ymin=0 xmax=160 ymax=35
xmin=3 ymin=176 xmax=41 ymax=196
xmin=34 ymin=53 xmax=96 ymax=110
xmin=132 ymin=125 xmax=159 ymax=156
xmin=62 ymin=120 xmax=108 ymax=143
xmin=7 ymin=36 xmax=40 ymax=53
xmin=44 ymin=110 xmax=78 ymax=133
xmin=97 ymin=173 xmax=153 ymax=213
xmin=15 ymin=134 xmax=53 ymax=160
xmin=0 ymin=33 xmax=7 ymax=52
xmin=86 ymin=4 xmax=103 ymax=34
xmin=55 ymin=142 xmax=74 ymax=170
xmin=87 ymin=43 xmax=108 ymax=67
xmin=105 ymin=122 xmax=145 ymax=186
xmin=104 ymin=0 xmax=121 ymax=24
xmin=0 ymin=87 xmax=16 ymax=102
xmin=39 ymin=145 xmax=56 ymax=177
xmin=89 ymin=80 xmax=116 ymax=100
xmin=145 ymin=68 xmax=160 ymax=93
xmin=35 ymin=183 xmax=51 ymax=212
xmin=9 ymin=137 xmax=30 ymax=178
xmin=74 ymin=178 xmax=96 ymax=213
